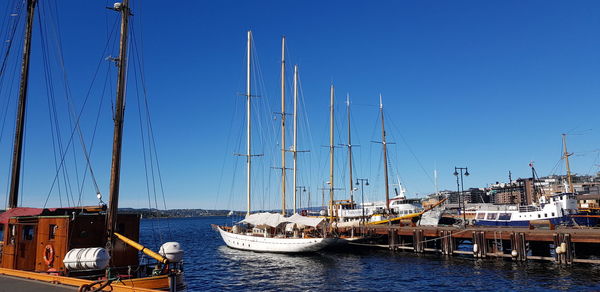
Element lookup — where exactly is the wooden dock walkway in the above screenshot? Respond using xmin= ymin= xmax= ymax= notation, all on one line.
xmin=0 ymin=274 xmax=76 ymax=292
xmin=0 ymin=267 xmax=162 ymax=292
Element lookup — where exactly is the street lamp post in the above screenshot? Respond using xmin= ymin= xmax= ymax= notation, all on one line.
xmin=295 ymin=186 xmax=306 ymax=212
xmin=453 ymin=167 xmax=470 ymax=225
xmin=355 ymin=178 xmax=369 ymax=223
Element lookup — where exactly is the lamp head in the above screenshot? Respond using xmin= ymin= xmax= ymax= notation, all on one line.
xmin=453 ymin=171 xmax=459 ymax=176
xmin=464 ymin=170 xmax=470 ymax=176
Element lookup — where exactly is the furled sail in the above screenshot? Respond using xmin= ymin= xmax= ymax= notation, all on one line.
xmin=240 ymin=212 xmax=324 ymax=228
xmin=287 ymin=214 xmax=324 ymax=227
xmin=241 ymin=213 xmax=286 ymax=227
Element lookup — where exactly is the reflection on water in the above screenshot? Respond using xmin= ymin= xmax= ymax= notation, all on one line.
xmin=140 ymin=217 xmax=600 ymax=291
xmin=216 ymin=245 xmax=367 ymax=291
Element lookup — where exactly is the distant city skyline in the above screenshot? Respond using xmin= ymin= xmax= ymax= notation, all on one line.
xmin=0 ymin=1 xmax=598 ymax=210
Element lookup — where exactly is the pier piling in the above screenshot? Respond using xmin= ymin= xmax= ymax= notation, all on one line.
xmin=339 ymin=225 xmax=600 ymax=265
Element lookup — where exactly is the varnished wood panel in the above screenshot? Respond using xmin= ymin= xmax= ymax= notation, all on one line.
xmin=35 ymin=217 xmax=69 ymax=272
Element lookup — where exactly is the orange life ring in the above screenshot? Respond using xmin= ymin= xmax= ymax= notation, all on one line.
xmin=43 ymin=244 xmax=54 ymax=267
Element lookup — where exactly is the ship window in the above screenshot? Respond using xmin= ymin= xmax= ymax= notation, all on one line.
xmin=544 ymin=214 xmax=547 ymax=218
xmin=498 ymin=213 xmax=511 ymax=220
xmin=487 ymin=213 xmax=497 ymax=220
xmin=0 ymin=225 xmax=4 ymax=241
xmin=22 ymin=225 xmax=34 ymax=241
xmin=552 ymin=212 xmax=555 ymax=217
xmin=476 ymin=213 xmax=486 ymax=219
xmin=49 ymin=224 xmax=57 ymax=240
xmin=537 ymin=214 xmax=541 ymax=218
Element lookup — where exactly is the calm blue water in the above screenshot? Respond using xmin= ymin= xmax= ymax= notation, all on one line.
xmin=140 ymin=216 xmax=600 ymax=291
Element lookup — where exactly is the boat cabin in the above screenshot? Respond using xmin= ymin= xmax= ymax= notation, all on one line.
xmin=0 ymin=207 xmax=139 ymax=274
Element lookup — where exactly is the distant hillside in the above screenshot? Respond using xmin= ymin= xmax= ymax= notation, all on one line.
xmin=118 ymin=208 xmax=230 ymax=218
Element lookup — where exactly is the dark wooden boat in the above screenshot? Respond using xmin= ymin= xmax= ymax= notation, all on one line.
xmin=0 ymin=1 xmax=184 ymax=290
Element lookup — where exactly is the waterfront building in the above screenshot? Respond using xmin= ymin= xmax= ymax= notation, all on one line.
xmin=489 ymin=178 xmax=536 ymax=205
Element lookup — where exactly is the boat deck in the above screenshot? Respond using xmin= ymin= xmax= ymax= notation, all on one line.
xmin=0 ymin=274 xmax=76 ymax=292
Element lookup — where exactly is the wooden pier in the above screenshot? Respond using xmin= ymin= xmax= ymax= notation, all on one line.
xmin=337 ymin=225 xmax=600 ymax=265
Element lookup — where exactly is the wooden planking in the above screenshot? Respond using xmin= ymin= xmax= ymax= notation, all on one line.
xmin=35 ymin=217 xmax=69 ymax=272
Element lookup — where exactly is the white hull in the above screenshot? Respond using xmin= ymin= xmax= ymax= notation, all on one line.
xmin=217 ymin=226 xmax=334 ymax=253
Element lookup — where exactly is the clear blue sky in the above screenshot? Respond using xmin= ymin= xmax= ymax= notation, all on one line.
xmin=0 ymin=0 xmax=599 ymax=210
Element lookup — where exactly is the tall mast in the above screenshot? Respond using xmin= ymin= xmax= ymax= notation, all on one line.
xmin=328 ymin=85 xmax=335 ymax=220
xmin=107 ymin=0 xmax=131 ymax=247
xmin=379 ymin=95 xmax=390 ymax=210
xmin=562 ymin=134 xmax=574 ymax=193
xmin=292 ymin=65 xmax=298 ymax=214
xmin=245 ymin=31 xmax=253 ymax=216
xmin=434 ymin=168 xmax=439 ymax=196
xmin=8 ymin=0 xmax=37 ymax=209
xmin=346 ymin=94 xmax=354 ymax=205
xmin=280 ymin=36 xmax=286 ymax=215
xmin=529 ymin=162 xmax=538 ymax=200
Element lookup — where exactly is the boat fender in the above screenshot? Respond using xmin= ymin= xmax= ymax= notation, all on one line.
xmin=473 ymin=244 xmax=479 ymax=253
xmin=555 ymin=246 xmax=563 ymax=255
xmin=560 ymin=242 xmax=567 ymax=254
xmin=43 ymin=244 xmax=55 ymax=267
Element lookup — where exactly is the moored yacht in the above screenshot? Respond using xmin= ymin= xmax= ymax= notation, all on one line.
xmin=473 ymin=193 xmax=580 ymax=227
xmin=335 ymin=194 xmax=423 ymax=223
xmin=215 ymin=32 xmax=335 ymax=253
xmin=215 ymin=213 xmax=334 ymax=253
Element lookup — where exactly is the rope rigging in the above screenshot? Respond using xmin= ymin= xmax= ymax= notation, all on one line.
xmin=42 ymin=9 xmax=121 ymax=208
xmin=0 ymin=1 xmax=23 ymax=208
xmin=128 ymin=15 xmax=175 ymax=241
xmin=38 ymin=3 xmax=75 ymax=207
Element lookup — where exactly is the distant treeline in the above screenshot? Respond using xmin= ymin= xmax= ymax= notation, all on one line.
xmin=118 ymin=208 xmax=232 ymax=218
xmin=0 ymin=208 xmax=232 ymax=218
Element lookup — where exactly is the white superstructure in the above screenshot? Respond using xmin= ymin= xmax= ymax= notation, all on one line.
xmin=473 ymin=193 xmax=578 ymax=226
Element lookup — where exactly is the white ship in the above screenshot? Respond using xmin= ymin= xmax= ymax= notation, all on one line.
xmin=215 ymin=32 xmax=334 ymax=253
xmin=473 ymin=193 xmax=578 ymax=227
xmin=216 ymin=213 xmax=334 ymax=253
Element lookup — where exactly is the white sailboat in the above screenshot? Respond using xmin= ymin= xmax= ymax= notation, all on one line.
xmin=214 ymin=32 xmax=334 ymax=253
